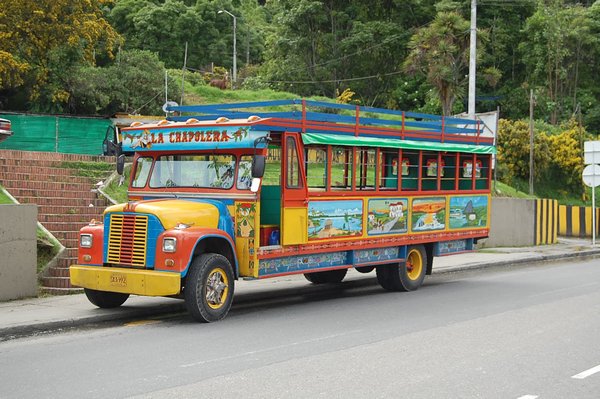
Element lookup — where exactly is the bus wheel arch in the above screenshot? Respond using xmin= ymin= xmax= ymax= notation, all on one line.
xmin=192 ymin=236 xmax=238 ymax=279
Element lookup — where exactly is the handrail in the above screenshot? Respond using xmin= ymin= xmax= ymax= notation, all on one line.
xmin=167 ymin=99 xmax=487 ymax=145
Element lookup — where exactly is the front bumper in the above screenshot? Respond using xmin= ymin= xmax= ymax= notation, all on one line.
xmin=70 ymin=265 xmax=181 ymax=296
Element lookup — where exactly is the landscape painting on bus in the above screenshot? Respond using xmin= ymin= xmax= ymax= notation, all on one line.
xmin=367 ymin=198 xmax=408 ymax=235
xmin=411 ymin=197 xmax=446 ymax=231
xmin=308 ymin=200 xmax=363 ymax=239
xmin=449 ymin=195 xmax=488 ymax=229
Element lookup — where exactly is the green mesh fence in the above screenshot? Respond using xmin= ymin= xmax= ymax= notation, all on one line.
xmin=0 ymin=114 xmax=112 ymax=155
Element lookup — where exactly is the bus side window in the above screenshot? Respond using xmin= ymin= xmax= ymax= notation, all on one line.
xmin=357 ymin=148 xmax=376 ymax=190
xmin=331 ymin=146 xmax=353 ymax=191
xmin=422 ymin=151 xmax=440 ymax=191
xmin=401 ymin=151 xmax=419 ymax=191
xmin=441 ymin=153 xmax=456 ymax=191
xmin=379 ymin=149 xmax=398 ymax=190
xmin=305 ymin=146 xmax=327 ymax=191
xmin=286 ymin=137 xmax=301 ymax=188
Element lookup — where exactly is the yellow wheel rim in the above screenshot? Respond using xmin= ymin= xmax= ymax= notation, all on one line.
xmin=205 ymin=267 xmax=229 ymax=310
xmin=406 ymin=248 xmax=423 ymax=281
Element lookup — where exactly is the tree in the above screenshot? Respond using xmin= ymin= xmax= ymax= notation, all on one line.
xmin=520 ymin=0 xmax=597 ymax=124
xmin=403 ymin=10 xmax=472 ymax=116
xmin=0 ymin=0 xmax=121 ymax=105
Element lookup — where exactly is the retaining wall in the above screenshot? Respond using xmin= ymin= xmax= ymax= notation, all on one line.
xmin=0 ymin=205 xmax=38 ymax=300
xmin=558 ymin=205 xmax=600 ymax=238
xmin=485 ymin=198 xmax=557 ymax=247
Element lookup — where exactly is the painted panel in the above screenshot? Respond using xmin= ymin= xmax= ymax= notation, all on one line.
xmin=448 ymin=195 xmax=488 ymax=229
xmin=308 ymin=200 xmax=363 ymax=240
xmin=259 ymin=251 xmax=347 ymax=276
xmin=235 ymin=202 xmax=256 ymax=238
xmin=122 ymin=126 xmax=268 ymax=152
xmin=411 ymin=197 xmax=446 ymax=232
xmin=367 ymin=198 xmax=408 ymax=235
xmin=435 ymin=239 xmax=473 ymax=255
xmin=282 ymin=207 xmax=308 ymax=245
xmin=355 ymin=247 xmax=401 ymax=263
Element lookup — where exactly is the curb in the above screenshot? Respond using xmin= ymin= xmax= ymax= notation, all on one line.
xmin=432 ymin=248 xmax=600 ymax=275
xmin=0 ymin=302 xmax=187 ymax=341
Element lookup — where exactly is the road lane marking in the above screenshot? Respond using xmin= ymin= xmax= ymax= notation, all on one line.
xmin=572 ymin=364 xmax=600 ymax=379
xmin=517 ymin=395 xmax=538 ymax=399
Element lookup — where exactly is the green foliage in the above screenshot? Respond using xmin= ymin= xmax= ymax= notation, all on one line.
xmin=497 ymin=118 xmax=590 ymax=200
xmin=403 ymin=11 xmax=473 ymax=115
xmin=0 ymin=0 xmax=122 ymax=105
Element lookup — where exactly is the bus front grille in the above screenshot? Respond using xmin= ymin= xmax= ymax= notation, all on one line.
xmin=107 ymin=214 xmax=148 ymax=267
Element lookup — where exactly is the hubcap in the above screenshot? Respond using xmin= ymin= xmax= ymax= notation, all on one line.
xmin=406 ymin=249 xmax=423 ymax=281
xmin=205 ymin=268 xmax=229 ymax=309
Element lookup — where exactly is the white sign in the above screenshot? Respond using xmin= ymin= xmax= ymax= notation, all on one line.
xmin=584 ymin=141 xmax=600 ymax=165
xmin=582 ymin=164 xmax=600 ymax=188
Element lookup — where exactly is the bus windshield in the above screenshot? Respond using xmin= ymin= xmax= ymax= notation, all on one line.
xmin=140 ymin=154 xmax=237 ymax=189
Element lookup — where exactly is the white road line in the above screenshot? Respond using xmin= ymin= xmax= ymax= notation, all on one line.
xmin=517 ymin=395 xmax=538 ymax=399
xmin=572 ymin=364 xmax=600 ymax=379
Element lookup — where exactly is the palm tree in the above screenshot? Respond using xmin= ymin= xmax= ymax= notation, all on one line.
xmin=403 ymin=11 xmax=473 ymax=116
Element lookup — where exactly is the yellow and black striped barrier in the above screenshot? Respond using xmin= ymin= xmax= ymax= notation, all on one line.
xmin=534 ymin=199 xmax=558 ymax=245
xmin=558 ymin=204 xmax=600 ymax=238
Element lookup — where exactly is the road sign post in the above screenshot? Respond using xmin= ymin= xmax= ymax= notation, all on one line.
xmin=583 ymin=141 xmax=600 ymax=245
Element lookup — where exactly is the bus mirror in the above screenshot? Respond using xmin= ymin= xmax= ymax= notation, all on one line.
xmin=252 ymin=155 xmax=266 ymax=178
xmin=116 ymin=154 xmax=125 ymax=175
xmin=250 ymin=178 xmax=261 ymax=193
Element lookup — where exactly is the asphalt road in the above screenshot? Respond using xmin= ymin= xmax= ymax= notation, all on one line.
xmin=2 ymin=258 xmax=600 ymax=399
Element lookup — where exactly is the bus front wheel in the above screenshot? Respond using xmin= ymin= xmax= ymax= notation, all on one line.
xmin=376 ymin=245 xmax=427 ymax=292
xmin=185 ymin=253 xmax=235 ymax=323
xmin=304 ymin=269 xmax=347 ymax=284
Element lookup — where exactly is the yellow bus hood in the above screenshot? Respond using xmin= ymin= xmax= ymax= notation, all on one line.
xmin=105 ymin=199 xmax=219 ymax=230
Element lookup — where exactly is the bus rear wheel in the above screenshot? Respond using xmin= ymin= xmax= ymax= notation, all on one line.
xmin=185 ymin=253 xmax=234 ymax=323
xmin=84 ymin=288 xmax=129 ymax=308
xmin=304 ymin=269 xmax=347 ymax=284
xmin=376 ymin=245 xmax=427 ymax=292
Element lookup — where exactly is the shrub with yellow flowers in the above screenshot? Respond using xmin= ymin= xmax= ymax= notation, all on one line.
xmin=497 ymin=118 xmax=588 ymax=199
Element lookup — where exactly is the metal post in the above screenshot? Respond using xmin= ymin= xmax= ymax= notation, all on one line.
xmin=233 ymin=15 xmax=237 ymax=85
xmin=593 ymin=184 xmax=596 ymax=246
xmin=468 ymin=0 xmax=477 ymax=118
xmin=164 ymin=70 xmax=168 ymax=118
xmin=219 ymin=10 xmax=237 ymax=86
xmin=529 ymin=89 xmax=534 ymax=195
xmin=180 ymin=41 xmax=188 ymax=105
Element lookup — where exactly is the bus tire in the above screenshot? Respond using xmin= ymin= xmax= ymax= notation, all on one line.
xmin=84 ymin=288 xmax=129 ymax=308
xmin=304 ymin=269 xmax=347 ymax=284
xmin=185 ymin=253 xmax=234 ymax=323
xmin=376 ymin=245 xmax=427 ymax=292
xmin=355 ymin=266 xmax=374 ymax=274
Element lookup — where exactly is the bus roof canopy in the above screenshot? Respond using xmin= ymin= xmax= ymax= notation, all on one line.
xmin=301 ymin=132 xmax=496 ymax=155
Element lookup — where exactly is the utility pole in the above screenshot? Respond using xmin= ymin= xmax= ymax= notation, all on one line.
xmin=468 ymin=0 xmax=477 ymax=118
xmin=180 ymin=41 xmax=188 ymax=106
xmin=529 ymin=89 xmax=535 ymax=195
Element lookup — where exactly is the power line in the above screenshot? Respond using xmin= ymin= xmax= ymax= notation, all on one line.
xmin=266 ymin=70 xmax=404 ymax=85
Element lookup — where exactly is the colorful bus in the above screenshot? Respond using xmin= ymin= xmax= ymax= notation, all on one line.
xmin=70 ymin=99 xmax=495 ymax=322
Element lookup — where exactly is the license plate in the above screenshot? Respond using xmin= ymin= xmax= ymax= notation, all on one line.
xmin=109 ymin=272 xmax=127 ymax=287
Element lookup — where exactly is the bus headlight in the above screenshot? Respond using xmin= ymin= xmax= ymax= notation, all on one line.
xmin=163 ymin=237 xmax=177 ymax=253
xmin=80 ymin=234 xmax=93 ymax=248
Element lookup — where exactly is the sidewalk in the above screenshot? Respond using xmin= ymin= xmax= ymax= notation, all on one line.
xmin=2 ymin=238 xmax=599 ymax=339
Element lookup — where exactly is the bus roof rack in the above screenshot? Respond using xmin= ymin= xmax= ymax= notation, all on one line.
xmin=167 ymin=99 xmax=491 ymax=146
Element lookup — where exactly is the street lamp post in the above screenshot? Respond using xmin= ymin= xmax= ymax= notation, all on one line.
xmin=218 ymin=9 xmax=237 ymax=86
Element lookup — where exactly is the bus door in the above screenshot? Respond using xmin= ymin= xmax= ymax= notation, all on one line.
xmin=281 ymin=132 xmax=308 ymax=245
